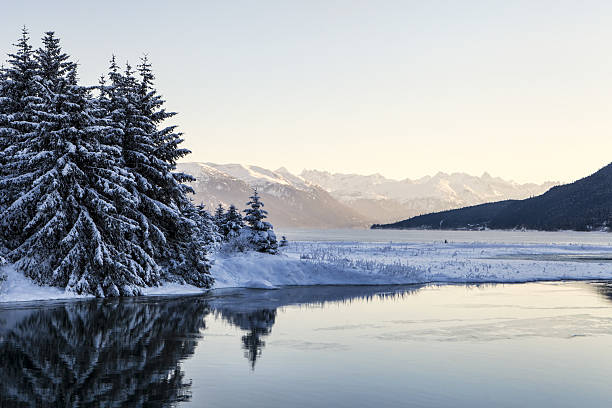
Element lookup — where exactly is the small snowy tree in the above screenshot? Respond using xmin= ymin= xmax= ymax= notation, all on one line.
xmin=214 ymin=203 xmax=225 ymax=229
xmin=217 ymin=204 xmax=246 ymax=252
xmin=279 ymin=236 xmax=289 ymax=247
xmin=224 ymin=204 xmax=244 ymax=239
xmin=243 ymin=189 xmax=278 ymax=254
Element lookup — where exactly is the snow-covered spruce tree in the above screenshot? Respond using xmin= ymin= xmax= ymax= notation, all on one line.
xmin=169 ymin=203 xmax=218 ymax=287
xmin=279 ymin=235 xmax=289 ymax=247
xmin=214 ymin=203 xmax=226 ymax=230
xmin=104 ymin=56 xmax=214 ymax=287
xmin=0 ymin=32 xmax=153 ymax=296
xmin=243 ymin=189 xmax=278 ymax=254
xmin=215 ymin=203 xmax=244 ymax=241
xmin=94 ymin=64 xmax=161 ymax=291
xmin=196 ymin=203 xmax=221 ymax=249
xmin=224 ymin=204 xmax=244 ymax=240
xmin=0 ymin=28 xmax=41 ymax=215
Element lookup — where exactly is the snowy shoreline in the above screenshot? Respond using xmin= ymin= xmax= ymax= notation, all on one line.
xmin=2 ymin=240 xmax=612 ymax=303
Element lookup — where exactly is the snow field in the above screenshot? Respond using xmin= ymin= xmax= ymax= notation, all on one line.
xmin=2 ymin=240 xmax=612 ymax=302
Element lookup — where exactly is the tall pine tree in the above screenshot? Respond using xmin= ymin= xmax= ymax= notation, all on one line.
xmin=0 ymin=31 xmax=215 ymax=295
xmin=104 ymin=55 xmax=213 ymax=286
xmin=0 ymin=27 xmax=41 ymax=215
xmin=0 ymin=32 xmax=158 ymax=296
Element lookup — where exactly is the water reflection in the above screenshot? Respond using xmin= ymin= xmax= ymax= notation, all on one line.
xmin=0 ymin=285 xmax=423 ymax=406
xmin=215 ymin=308 xmax=276 ymax=369
xmin=0 ymin=297 xmax=209 ymax=407
xmin=594 ymin=281 xmax=612 ymax=303
xmin=211 ymin=285 xmax=424 ymax=368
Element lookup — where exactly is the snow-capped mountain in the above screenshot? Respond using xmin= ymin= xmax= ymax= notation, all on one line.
xmin=177 ymin=162 xmax=557 ymax=227
xmin=176 ymin=162 xmax=370 ymax=228
xmin=300 ymin=169 xmax=558 ymax=223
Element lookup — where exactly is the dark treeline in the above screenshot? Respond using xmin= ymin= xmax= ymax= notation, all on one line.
xmin=374 ymin=162 xmax=612 ymax=231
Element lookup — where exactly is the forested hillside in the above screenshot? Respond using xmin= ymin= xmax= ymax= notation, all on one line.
xmin=374 ymin=163 xmax=612 ymax=231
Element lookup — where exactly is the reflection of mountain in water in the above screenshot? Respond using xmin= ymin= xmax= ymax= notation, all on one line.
xmin=0 ymin=285 xmax=425 ymax=405
xmin=0 ymin=297 xmax=209 ymax=407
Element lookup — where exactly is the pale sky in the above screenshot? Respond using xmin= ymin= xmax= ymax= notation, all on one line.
xmin=1 ymin=0 xmax=611 ymax=184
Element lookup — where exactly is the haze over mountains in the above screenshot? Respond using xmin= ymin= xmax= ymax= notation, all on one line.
xmin=177 ymin=162 xmax=557 ymax=228
xmin=301 ymin=170 xmax=557 ymax=225
xmin=177 ymin=163 xmax=367 ymax=229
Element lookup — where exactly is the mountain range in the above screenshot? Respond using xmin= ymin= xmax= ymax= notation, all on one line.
xmin=300 ymin=170 xmax=557 ymax=224
xmin=374 ymin=162 xmax=612 ymax=231
xmin=176 ymin=162 xmax=557 ymax=228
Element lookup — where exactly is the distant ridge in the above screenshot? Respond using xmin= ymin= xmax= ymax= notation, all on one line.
xmin=176 ymin=162 xmax=557 ymax=228
xmin=176 ymin=162 xmax=370 ymax=228
xmin=373 ymin=163 xmax=612 ymax=231
xmin=300 ymin=169 xmax=556 ymax=223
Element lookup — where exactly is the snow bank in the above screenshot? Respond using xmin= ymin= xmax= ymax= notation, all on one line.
xmin=2 ymin=240 xmax=612 ymax=303
xmin=0 ymin=264 xmax=213 ymax=303
xmin=0 ymin=265 xmax=89 ymax=303
xmin=210 ymin=251 xmax=425 ymax=289
xmin=212 ymin=241 xmax=612 ymax=289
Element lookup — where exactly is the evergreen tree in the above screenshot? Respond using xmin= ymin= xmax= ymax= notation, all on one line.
xmin=0 ymin=32 xmax=151 ymax=296
xmin=279 ymin=235 xmax=289 ymax=247
xmin=243 ymin=189 xmax=278 ymax=254
xmin=224 ymin=204 xmax=244 ymax=240
xmin=170 ymin=203 xmax=215 ymax=287
xmin=105 ymin=56 xmax=214 ymax=287
xmin=214 ymin=203 xmax=225 ymax=229
xmin=0 ymin=27 xmax=41 ymax=213
xmin=196 ymin=203 xmax=221 ymax=248
xmin=0 ymin=30 xmax=214 ymax=295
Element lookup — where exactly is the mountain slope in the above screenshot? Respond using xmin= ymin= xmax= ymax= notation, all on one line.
xmin=177 ymin=162 xmax=370 ymax=228
xmin=374 ymin=163 xmax=612 ymax=231
xmin=301 ymin=170 xmax=556 ymax=223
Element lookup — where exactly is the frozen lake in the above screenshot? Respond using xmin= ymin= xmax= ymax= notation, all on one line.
xmin=2 ymin=281 xmax=612 ymax=407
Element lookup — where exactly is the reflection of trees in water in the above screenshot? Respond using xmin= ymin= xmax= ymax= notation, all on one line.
xmin=0 ymin=284 xmax=429 ymax=405
xmin=215 ymin=308 xmax=276 ymax=369
xmin=210 ymin=285 xmax=425 ymax=369
xmin=593 ymin=282 xmax=612 ymax=303
xmin=0 ymin=297 xmax=209 ymax=407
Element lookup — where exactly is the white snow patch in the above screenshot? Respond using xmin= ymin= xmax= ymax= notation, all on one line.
xmin=0 ymin=265 xmax=90 ymax=303
xmin=0 ymin=266 xmax=207 ymax=303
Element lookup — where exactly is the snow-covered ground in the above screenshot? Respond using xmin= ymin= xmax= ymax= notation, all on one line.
xmin=213 ymin=241 xmax=612 ymax=289
xmin=1 ymin=240 xmax=612 ymax=302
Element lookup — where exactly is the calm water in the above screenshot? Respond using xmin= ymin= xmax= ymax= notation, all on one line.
xmin=2 ymin=282 xmax=612 ymax=407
